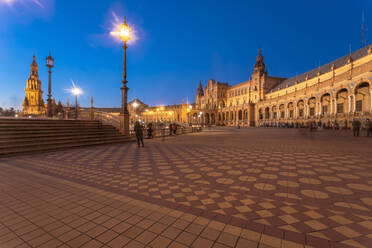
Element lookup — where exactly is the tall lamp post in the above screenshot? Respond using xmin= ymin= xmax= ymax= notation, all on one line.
xmin=72 ymin=87 xmax=81 ymax=119
xmin=119 ymin=18 xmax=131 ymax=135
xmin=46 ymin=51 xmax=54 ymax=117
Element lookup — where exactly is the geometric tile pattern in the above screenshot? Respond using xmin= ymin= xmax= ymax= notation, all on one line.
xmin=1 ymin=128 xmax=372 ymax=247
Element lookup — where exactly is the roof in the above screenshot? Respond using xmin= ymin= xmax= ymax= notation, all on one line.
xmin=271 ymin=45 xmax=371 ymax=92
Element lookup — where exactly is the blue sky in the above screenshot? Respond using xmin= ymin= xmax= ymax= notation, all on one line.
xmin=0 ymin=0 xmax=370 ymax=109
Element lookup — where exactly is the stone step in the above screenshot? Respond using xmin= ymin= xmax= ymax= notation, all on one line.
xmin=0 ymin=128 xmax=118 ymax=135
xmin=0 ymin=135 xmax=131 ymax=150
xmin=0 ymin=133 xmax=123 ymax=145
xmin=0 ymin=137 xmax=133 ymax=157
xmin=0 ymin=130 xmax=119 ymax=139
xmin=0 ymin=118 xmax=134 ymax=156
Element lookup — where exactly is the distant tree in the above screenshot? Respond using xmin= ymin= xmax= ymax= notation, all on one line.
xmin=0 ymin=107 xmax=3 ymax=116
xmin=2 ymin=108 xmax=16 ymax=116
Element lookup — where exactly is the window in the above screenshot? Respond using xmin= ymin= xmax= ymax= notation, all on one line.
xmin=356 ymin=100 xmax=362 ymax=112
xmin=289 ymin=110 xmax=293 ymax=118
xmin=337 ymin=103 xmax=343 ymax=113
xmin=299 ymin=109 xmax=303 ymax=117
xmin=273 ymin=112 xmax=277 ymax=119
xmin=281 ymin=111 xmax=285 ymax=118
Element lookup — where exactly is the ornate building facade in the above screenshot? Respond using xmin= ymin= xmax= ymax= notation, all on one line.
xmin=23 ymin=54 xmax=46 ymax=115
xmin=192 ymin=45 xmax=372 ymax=127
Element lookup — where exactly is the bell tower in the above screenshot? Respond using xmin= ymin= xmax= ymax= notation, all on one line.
xmin=23 ymin=53 xmax=46 ymax=115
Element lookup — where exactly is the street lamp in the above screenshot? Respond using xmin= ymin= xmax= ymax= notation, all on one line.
xmin=46 ymin=51 xmax=54 ymax=117
xmin=119 ymin=17 xmax=131 ymax=135
xmin=71 ymin=86 xmax=82 ymax=119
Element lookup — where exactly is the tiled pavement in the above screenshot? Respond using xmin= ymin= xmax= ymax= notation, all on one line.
xmin=1 ymin=127 xmax=372 ymax=248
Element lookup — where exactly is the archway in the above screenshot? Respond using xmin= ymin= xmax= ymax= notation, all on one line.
xmin=297 ymin=100 xmax=304 ymax=118
xmin=238 ymin=110 xmax=243 ymax=120
xmin=279 ymin=104 xmax=285 ymax=119
xmin=218 ymin=113 xmax=221 ymax=121
xmin=205 ymin=113 xmax=210 ymax=124
xmin=230 ymin=111 xmax=234 ymax=121
xmin=308 ymin=98 xmax=316 ymax=117
xmin=287 ymin=102 xmax=294 ymax=119
xmin=321 ymin=93 xmax=331 ymax=116
xmin=272 ymin=106 xmax=277 ymax=120
xmin=211 ymin=113 xmax=215 ymax=124
xmin=265 ymin=107 xmax=270 ymax=119
xmin=259 ymin=108 xmax=263 ymax=120
xmin=355 ymin=82 xmax=371 ymax=113
xmin=244 ymin=110 xmax=248 ymax=120
xmin=336 ymin=88 xmax=348 ymax=114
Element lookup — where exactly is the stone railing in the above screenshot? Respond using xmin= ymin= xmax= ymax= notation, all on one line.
xmin=79 ymin=109 xmax=120 ymax=129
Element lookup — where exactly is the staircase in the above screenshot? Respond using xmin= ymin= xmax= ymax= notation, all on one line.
xmin=0 ymin=118 xmax=134 ymax=157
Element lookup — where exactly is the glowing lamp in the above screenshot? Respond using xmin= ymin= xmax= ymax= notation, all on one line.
xmin=133 ymin=101 xmax=138 ymax=108
xmin=119 ymin=20 xmax=131 ymax=42
xmin=72 ymin=87 xmax=82 ymax=96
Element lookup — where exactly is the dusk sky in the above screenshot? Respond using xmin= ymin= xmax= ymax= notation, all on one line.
xmin=0 ymin=0 xmax=370 ymax=109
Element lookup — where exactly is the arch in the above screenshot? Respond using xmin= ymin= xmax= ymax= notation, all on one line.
xmin=265 ymin=107 xmax=270 ymax=119
xmin=308 ymin=97 xmax=316 ymax=117
xmin=287 ymin=102 xmax=294 ymax=118
xmin=259 ymin=108 xmax=263 ymax=120
xmin=211 ymin=113 xmax=215 ymax=124
xmin=193 ymin=113 xmax=198 ymax=119
xmin=219 ymin=100 xmax=225 ymax=109
xmin=218 ymin=113 xmax=221 ymax=121
xmin=243 ymin=110 xmax=248 ymax=120
xmin=238 ymin=110 xmax=243 ymax=120
xmin=226 ymin=112 xmax=229 ymax=121
xmin=223 ymin=112 xmax=225 ymax=121
xmin=279 ymin=104 xmax=285 ymax=119
xmin=336 ymin=88 xmax=348 ymax=114
xmin=321 ymin=93 xmax=331 ymax=115
xmin=230 ymin=111 xmax=234 ymax=121
xmin=205 ymin=113 xmax=210 ymax=124
xmin=354 ymin=82 xmax=371 ymax=113
xmin=272 ymin=105 xmax=277 ymax=119
xmin=297 ymin=100 xmax=304 ymax=118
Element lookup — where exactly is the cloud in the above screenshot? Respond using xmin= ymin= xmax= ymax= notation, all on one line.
xmin=0 ymin=0 xmax=43 ymax=8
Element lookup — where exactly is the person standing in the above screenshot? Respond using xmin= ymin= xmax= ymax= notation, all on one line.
xmin=366 ymin=119 xmax=372 ymax=137
xmin=169 ymin=123 xmax=172 ymax=136
xmin=147 ymin=123 xmax=153 ymax=139
xmin=134 ymin=121 xmax=144 ymax=147
xmin=352 ymin=118 xmax=361 ymax=137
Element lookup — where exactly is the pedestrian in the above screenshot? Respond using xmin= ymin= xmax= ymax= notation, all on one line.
xmin=134 ymin=121 xmax=144 ymax=147
xmin=147 ymin=123 xmax=153 ymax=139
xmin=366 ymin=119 xmax=372 ymax=137
xmin=172 ymin=123 xmax=177 ymax=135
xmin=169 ymin=123 xmax=172 ymax=136
xmin=352 ymin=118 xmax=361 ymax=137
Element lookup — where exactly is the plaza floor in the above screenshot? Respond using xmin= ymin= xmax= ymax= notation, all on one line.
xmin=0 ymin=127 xmax=372 ymax=248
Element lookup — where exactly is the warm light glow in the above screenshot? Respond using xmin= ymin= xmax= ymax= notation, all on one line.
xmin=67 ymin=79 xmax=83 ymax=97
xmin=133 ymin=101 xmax=138 ymax=108
xmin=160 ymin=106 xmax=164 ymax=111
xmin=189 ymin=105 xmax=192 ymax=109
xmin=119 ymin=23 xmax=131 ymax=42
xmin=71 ymin=87 xmax=82 ymax=96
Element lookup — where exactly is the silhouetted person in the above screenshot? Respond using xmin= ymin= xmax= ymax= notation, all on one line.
xmin=366 ymin=119 xmax=372 ymax=137
xmin=169 ymin=124 xmax=172 ymax=136
xmin=134 ymin=121 xmax=144 ymax=147
xmin=147 ymin=123 xmax=153 ymax=139
xmin=352 ymin=118 xmax=361 ymax=137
